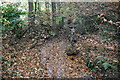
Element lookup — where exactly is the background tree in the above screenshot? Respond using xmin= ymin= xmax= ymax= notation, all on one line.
xmin=51 ymin=2 xmax=56 ymax=25
xmin=28 ymin=0 xmax=35 ymax=27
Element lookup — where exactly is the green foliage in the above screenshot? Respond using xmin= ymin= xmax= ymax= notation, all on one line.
xmin=1 ymin=56 xmax=8 ymax=62
xmin=87 ymin=55 xmax=117 ymax=71
xmin=0 ymin=3 xmax=26 ymax=34
xmin=56 ymin=16 xmax=62 ymax=25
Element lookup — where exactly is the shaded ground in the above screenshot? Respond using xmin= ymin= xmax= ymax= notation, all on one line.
xmin=2 ymin=26 xmax=118 ymax=79
xmin=39 ymin=38 xmax=99 ymax=78
xmin=2 ymin=37 xmax=99 ymax=78
xmin=1 ymin=2 xmax=119 ymax=79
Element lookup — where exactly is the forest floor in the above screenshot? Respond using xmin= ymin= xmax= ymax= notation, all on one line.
xmin=2 ymin=27 xmax=119 ymax=79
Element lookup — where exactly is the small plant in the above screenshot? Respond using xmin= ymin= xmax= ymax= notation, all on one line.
xmin=87 ymin=55 xmax=117 ymax=72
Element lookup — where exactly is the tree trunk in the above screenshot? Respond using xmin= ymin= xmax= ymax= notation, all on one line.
xmin=37 ymin=1 xmax=42 ymax=25
xmin=38 ymin=1 xmax=41 ymax=13
xmin=35 ymin=1 xmax=37 ymax=14
xmin=45 ymin=2 xmax=49 ymax=11
xmin=52 ymin=2 xmax=56 ymax=25
xmin=57 ymin=2 xmax=61 ymax=14
xmin=45 ymin=1 xmax=50 ymax=23
xmin=28 ymin=0 xmax=35 ymax=27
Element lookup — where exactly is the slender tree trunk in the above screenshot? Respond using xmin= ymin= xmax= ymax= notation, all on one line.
xmin=57 ymin=2 xmax=61 ymax=14
xmin=35 ymin=1 xmax=37 ymax=14
xmin=38 ymin=2 xmax=41 ymax=13
xmin=45 ymin=2 xmax=49 ymax=11
xmin=52 ymin=2 xmax=56 ymax=25
xmin=28 ymin=0 xmax=34 ymax=26
xmin=45 ymin=1 xmax=50 ymax=23
xmin=37 ymin=1 xmax=42 ymax=25
xmin=51 ymin=2 xmax=59 ymax=35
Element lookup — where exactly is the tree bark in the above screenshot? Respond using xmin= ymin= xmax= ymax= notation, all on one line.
xmin=52 ymin=2 xmax=56 ymax=25
xmin=28 ymin=0 xmax=35 ymax=26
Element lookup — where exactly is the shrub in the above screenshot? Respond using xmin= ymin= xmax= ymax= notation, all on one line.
xmin=0 ymin=3 xmax=26 ymax=35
